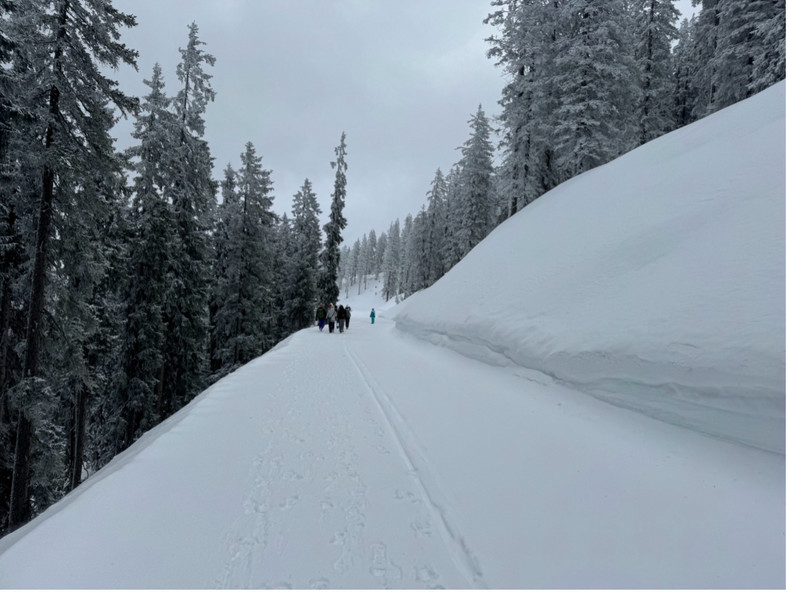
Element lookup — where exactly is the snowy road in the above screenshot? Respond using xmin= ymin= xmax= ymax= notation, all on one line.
xmin=212 ymin=319 xmax=478 ymax=589
xmin=0 ymin=313 xmax=783 ymax=588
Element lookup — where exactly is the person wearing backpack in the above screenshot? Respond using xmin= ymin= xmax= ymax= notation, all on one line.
xmin=337 ymin=304 xmax=347 ymax=333
xmin=315 ymin=304 xmax=327 ymax=331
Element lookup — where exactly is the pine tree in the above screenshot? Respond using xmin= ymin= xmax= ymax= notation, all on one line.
xmin=455 ymin=106 xmax=495 ymax=259
xmin=486 ymin=0 xmax=558 ymax=213
xmin=711 ymin=0 xmax=783 ymax=109
xmin=672 ymin=17 xmax=698 ymax=127
xmin=269 ymin=214 xmax=291 ymax=345
xmin=83 ymin=193 xmax=129 ymax=475
xmin=689 ymin=0 xmax=721 ymax=118
xmin=405 ymin=209 xmax=431 ymax=296
xmin=116 ymin=63 xmax=175 ymax=451
xmin=0 ymin=0 xmax=35 ymax=527
xmin=399 ymin=214 xmax=415 ymax=297
xmin=318 ymin=132 xmax=348 ymax=306
xmin=158 ymin=22 xmax=216 ymax=418
xmin=49 ymin=166 xmax=127 ymax=493
xmin=633 ymin=0 xmax=681 ymax=143
xmin=7 ymin=0 xmax=138 ymax=530
xmin=211 ymin=143 xmax=275 ymax=376
xmin=358 ymin=230 xmax=370 ymax=294
xmin=551 ymin=0 xmax=638 ymax=179
xmin=210 ymin=165 xmax=238 ymax=376
xmin=382 ymin=219 xmax=401 ymax=301
xmin=425 ymin=168 xmax=448 ymax=285
xmin=338 ymin=244 xmax=352 ymax=299
xmin=751 ymin=0 xmax=785 ymax=93
xmin=348 ymin=238 xmax=361 ymax=296
xmin=374 ymin=231 xmax=386 ymax=279
xmin=286 ymin=178 xmax=322 ymax=330
xmin=366 ymin=230 xmax=378 ymax=285
xmin=443 ymin=165 xmax=464 ymax=270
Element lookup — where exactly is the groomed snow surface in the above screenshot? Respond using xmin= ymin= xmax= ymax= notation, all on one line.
xmin=0 ymin=83 xmax=784 ymax=589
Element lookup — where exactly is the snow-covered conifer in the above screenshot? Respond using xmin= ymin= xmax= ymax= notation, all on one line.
xmin=425 ymin=169 xmax=448 ymax=284
xmin=6 ymin=0 xmax=138 ymax=530
xmin=374 ymin=231 xmax=387 ymax=279
xmin=711 ymin=0 xmax=784 ymax=109
xmin=455 ymin=106 xmax=495 ymax=258
xmin=158 ymin=22 xmax=216 ymax=418
xmin=116 ymin=63 xmax=176 ymax=451
xmin=551 ymin=0 xmax=638 ymax=179
xmin=286 ymin=178 xmax=322 ymax=331
xmin=211 ymin=143 xmax=275 ymax=377
xmin=486 ymin=0 xmax=557 ymax=212
xmin=348 ymin=239 xmax=361 ymax=296
xmin=382 ymin=220 xmax=401 ymax=301
xmin=442 ymin=165 xmax=464 ymax=270
xmin=366 ymin=230 xmax=378 ymax=283
xmin=751 ymin=0 xmax=785 ymax=94
xmin=318 ymin=133 xmax=348 ymax=306
xmin=672 ymin=18 xmax=698 ymax=127
xmin=633 ymin=0 xmax=681 ymax=143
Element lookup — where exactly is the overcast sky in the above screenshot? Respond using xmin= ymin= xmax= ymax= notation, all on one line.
xmin=111 ymin=0 xmax=696 ymax=245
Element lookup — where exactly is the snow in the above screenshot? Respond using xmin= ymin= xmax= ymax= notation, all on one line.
xmin=396 ymin=81 xmax=786 ymax=456
xmin=0 ymin=83 xmax=784 ymax=589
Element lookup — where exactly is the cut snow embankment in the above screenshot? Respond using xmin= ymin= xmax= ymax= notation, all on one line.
xmin=395 ymin=82 xmax=786 ymax=454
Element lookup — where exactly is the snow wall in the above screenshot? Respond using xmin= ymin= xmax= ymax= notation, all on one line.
xmin=394 ymin=82 xmax=786 ymax=454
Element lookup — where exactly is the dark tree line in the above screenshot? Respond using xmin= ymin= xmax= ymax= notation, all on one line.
xmin=0 ymin=2 xmax=344 ymax=534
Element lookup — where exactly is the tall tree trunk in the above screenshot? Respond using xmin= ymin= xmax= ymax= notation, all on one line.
xmin=8 ymin=0 xmax=66 ymax=521
xmin=67 ymin=382 xmax=87 ymax=491
xmin=8 ymin=157 xmax=56 ymax=528
xmin=0 ymin=206 xmax=18 ymax=400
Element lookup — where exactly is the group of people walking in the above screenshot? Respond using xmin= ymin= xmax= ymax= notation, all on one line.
xmin=315 ymin=304 xmax=376 ymax=332
xmin=315 ymin=303 xmax=351 ymax=333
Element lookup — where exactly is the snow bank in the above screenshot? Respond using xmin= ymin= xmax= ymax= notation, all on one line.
xmin=395 ymin=82 xmax=786 ymax=454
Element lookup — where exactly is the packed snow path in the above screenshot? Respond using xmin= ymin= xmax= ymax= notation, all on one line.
xmin=212 ymin=318 xmax=480 ymax=589
xmin=0 ymin=314 xmax=782 ymax=588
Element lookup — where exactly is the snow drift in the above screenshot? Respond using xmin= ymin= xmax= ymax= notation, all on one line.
xmin=395 ymin=81 xmax=786 ymax=454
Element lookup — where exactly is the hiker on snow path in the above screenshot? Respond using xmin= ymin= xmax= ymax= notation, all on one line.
xmin=327 ymin=303 xmax=337 ymax=333
xmin=316 ymin=304 xmax=327 ymax=331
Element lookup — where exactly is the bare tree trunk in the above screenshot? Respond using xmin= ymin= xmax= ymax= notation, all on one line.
xmin=67 ymin=383 xmax=87 ymax=491
xmin=9 ymin=0 xmax=66 ymax=521
xmin=9 ymin=158 xmax=56 ymax=528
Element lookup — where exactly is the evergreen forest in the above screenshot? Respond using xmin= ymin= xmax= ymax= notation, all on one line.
xmin=0 ymin=0 xmax=783 ymax=534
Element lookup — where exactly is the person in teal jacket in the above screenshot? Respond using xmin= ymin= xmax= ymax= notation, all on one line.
xmin=370 ymin=308 xmax=376 ymax=324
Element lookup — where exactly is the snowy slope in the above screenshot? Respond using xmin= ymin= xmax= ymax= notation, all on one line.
xmin=395 ymin=81 xmax=786 ymax=454
xmin=0 ymin=84 xmax=784 ymax=589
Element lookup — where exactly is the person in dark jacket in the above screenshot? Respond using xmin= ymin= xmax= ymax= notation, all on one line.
xmin=345 ymin=306 xmax=352 ymax=329
xmin=337 ymin=304 xmax=347 ymax=333
xmin=316 ymin=304 xmax=327 ymax=331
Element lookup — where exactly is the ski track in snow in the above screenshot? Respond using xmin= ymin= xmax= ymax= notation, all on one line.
xmin=345 ymin=343 xmax=487 ymax=588
xmin=213 ymin=323 xmax=470 ymax=589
